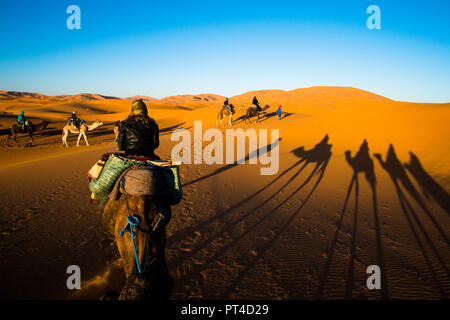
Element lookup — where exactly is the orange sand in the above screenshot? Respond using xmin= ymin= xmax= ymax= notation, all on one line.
xmin=0 ymin=86 xmax=448 ymax=299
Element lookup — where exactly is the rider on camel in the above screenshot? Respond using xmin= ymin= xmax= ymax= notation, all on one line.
xmin=252 ymin=96 xmax=262 ymax=112
xmin=17 ymin=111 xmax=27 ymax=131
xmin=223 ymin=98 xmax=234 ymax=113
xmin=116 ymin=99 xmax=173 ymax=295
xmin=117 ymin=100 xmax=160 ymax=159
xmin=69 ymin=110 xmax=85 ymax=129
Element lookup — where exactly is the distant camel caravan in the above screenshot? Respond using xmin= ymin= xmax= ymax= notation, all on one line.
xmin=62 ymin=120 xmax=103 ymax=147
xmin=6 ymin=120 xmax=49 ymax=147
xmin=245 ymin=104 xmax=270 ymax=123
xmin=216 ymin=104 xmax=235 ymax=127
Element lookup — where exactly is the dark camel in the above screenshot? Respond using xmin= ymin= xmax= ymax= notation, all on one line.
xmin=6 ymin=120 xmax=49 ymax=147
xmin=244 ymin=104 xmax=270 ymax=123
xmin=101 ymin=193 xmax=173 ymax=300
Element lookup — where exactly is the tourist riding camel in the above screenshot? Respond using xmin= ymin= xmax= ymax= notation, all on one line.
xmin=102 ymin=99 xmax=173 ymax=299
xmin=68 ymin=110 xmax=85 ymax=129
xmin=117 ymin=100 xmax=160 ymax=159
xmin=62 ymin=119 xmax=103 ymax=147
xmin=17 ymin=111 xmax=27 ymax=131
xmin=216 ymin=98 xmax=235 ymax=126
xmin=252 ymin=96 xmax=262 ymax=112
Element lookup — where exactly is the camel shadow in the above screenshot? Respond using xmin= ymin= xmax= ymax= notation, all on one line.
xmin=231 ymin=114 xmax=246 ymax=125
xmin=35 ymin=126 xmax=61 ymax=138
xmin=374 ymin=144 xmax=449 ymax=298
xmin=218 ymin=135 xmax=332 ymax=298
xmin=316 ymin=140 xmax=388 ymax=299
xmin=160 ymin=122 xmax=192 ymax=136
xmin=182 ymin=137 xmax=281 ymax=188
xmin=404 ymin=152 xmax=450 ymax=215
xmin=169 ymin=135 xmax=332 ymax=298
xmin=84 ymin=127 xmax=114 ymax=138
xmin=258 ymin=111 xmax=294 ymax=122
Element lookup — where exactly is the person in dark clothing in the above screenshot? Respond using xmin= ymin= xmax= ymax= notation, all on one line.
xmin=223 ymin=97 xmax=235 ymax=114
xmin=117 ymin=100 xmax=160 ymax=159
xmin=252 ymin=96 xmax=262 ymax=112
xmin=114 ymin=99 xmax=172 ymax=299
xmin=69 ymin=110 xmax=85 ymax=129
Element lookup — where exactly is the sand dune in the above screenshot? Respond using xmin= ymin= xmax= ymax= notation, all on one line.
xmin=0 ymin=87 xmax=448 ymax=299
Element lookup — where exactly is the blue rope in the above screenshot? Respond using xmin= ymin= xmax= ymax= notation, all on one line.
xmin=119 ymin=215 xmax=142 ymax=274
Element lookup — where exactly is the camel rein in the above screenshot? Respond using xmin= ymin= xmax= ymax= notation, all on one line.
xmin=119 ymin=179 xmax=142 ymax=274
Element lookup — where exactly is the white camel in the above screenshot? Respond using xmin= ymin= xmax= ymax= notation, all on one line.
xmin=216 ymin=104 xmax=235 ymax=127
xmin=62 ymin=120 xmax=104 ymax=147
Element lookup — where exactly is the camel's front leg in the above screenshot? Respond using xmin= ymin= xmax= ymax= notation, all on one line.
xmin=229 ymin=114 xmax=232 ymax=126
xmin=82 ymin=131 xmax=89 ymax=146
xmin=62 ymin=131 xmax=69 ymax=147
xmin=76 ymin=132 xmax=82 ymax=146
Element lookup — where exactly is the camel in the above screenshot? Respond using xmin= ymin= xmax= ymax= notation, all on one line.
xmin=101 ymin=193 xmax=173 ymax=300
xmin=6 ymin=120 xmax=49 ymax=147
xmin=244 ymin=104 xmax=270 ymax=123
xmin=62 ymin=120 xmax=103 ymax=147
xmin=216 ymin=104 xmax=235 ymax=127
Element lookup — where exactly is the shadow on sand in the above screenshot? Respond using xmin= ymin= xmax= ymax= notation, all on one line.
xmin=404 ymin=152 xmax=450 ymax=215
xmin=182 ymin=138 xmax=281 ymax=188
xmin=316 ymin=140 xmax=389 ymax=299
xmin=169 ymin=135 xmax=332 ymax=298
xmin=375 ymin=144 xmax=449 ymax=298
xmin=160 ymin=122 xmax=192 ymax=136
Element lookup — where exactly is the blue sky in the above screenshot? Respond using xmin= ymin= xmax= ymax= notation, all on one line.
xmin=0 ymin=0 xmax=449 ymax=102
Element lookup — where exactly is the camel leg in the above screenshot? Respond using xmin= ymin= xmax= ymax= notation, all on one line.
xmin=77 ymin=132 xmax=82 ymax=146
xmin=229 ymin=114 xmax=232 ymax=126
xmin=62 ymin=128 xmax=69 ymax=147
xmin=27 ymin=132 xmax=33 ymax=147
xmin=216 ymin=112 xmax=222 ymax=127
xmin=63 ymin=132 xmax=69 ymax=147
xmin=83 ymin=131 xmax=89 ymax=146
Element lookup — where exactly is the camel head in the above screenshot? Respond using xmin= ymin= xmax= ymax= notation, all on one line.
xmin=87 ymin=120 xmax=104 ymax=131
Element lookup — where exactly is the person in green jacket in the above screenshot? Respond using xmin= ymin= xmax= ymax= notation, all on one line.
xmin=17 ymin=111 xmax=27 ymax=131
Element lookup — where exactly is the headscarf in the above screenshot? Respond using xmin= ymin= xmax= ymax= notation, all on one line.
xmin=131 ymin=100 xmax=148 ymax=115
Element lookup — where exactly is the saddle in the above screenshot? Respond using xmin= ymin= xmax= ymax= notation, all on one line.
xmin=88 ymin=153 xmax=182 ymax=206
xmin=17 ymin=120 xmax=29 ymax=131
